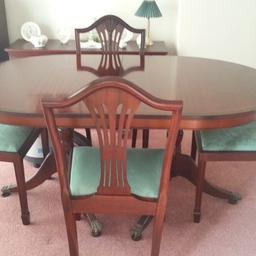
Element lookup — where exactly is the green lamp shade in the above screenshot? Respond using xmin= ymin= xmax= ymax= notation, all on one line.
xmin=135 ymin=0 xmax=162 ymax=18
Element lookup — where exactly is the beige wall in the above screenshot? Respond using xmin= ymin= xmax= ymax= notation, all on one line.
xmin=178 ymin=0 xmax=256 ymax=68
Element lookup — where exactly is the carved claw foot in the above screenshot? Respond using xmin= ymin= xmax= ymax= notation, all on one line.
xmin=1 ymin=184 xmax=16 ymax=197
xmin=130 ymin=215 xmax=153 ymax=241
xmin=85 ymin=213 xmax=102 ymax=237
xmin=130 ymin=225 xmax=142 ymax=241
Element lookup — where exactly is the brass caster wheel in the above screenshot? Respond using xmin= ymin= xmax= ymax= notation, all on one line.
xmin=130 ymin=215 xmax=153 ymax=241
xmin=85 ymin=213 xmax=102 ymax=237
xmin=130 ymin=230 xmax=142 ymax=241
xmin=91 ymin=228 xmax=102 ymax=237
xmin=1 ymin=185 xmax=12 ymax=197
xmin=228 ymin=193 xmax=241 ymax=205
xmin=90 ymin=220 xmax=102 ymax=237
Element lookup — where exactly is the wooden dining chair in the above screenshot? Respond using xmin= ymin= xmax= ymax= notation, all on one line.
xmin=191 ymin=121 xmax=256 ymax=223
xmin=42 ymin=77 xmax=182 ymax=256
xmin=75 ymin=15 xmax=145 ymax=69
xmin=0 ymin=125 xmax=49 ymax=225
xmin=75 ymin=15 xmax=146 ymax=147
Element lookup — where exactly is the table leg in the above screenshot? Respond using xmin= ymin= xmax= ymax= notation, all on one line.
xmin=171 ymin=153 xmax=241 ymax=202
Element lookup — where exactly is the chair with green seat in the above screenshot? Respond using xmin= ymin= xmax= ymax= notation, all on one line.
xmin=42 ymin=77 xmax=182 ymax=256
xmin=75 ymin=14 xmax=146 ymax=148
xmin=191 ymin=121 xmax=256 ymax=223
xmin=0 ymin=125 xmax=49 ymax=225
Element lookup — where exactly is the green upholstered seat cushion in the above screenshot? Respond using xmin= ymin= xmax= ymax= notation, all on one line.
xmin=70 ymin=147 xmax=164 ymax=199
xmin=197 ymin=121 xmax=256 ymax=152
xmin=0 ymin=124 xmax=34 ymax=153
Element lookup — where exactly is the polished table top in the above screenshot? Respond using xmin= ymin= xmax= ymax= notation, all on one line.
xmin=1 ymin=55 xmax=256 ymax=129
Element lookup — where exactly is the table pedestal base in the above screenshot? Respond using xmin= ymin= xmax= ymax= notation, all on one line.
xmin=130 ymin=153 xmax=242 ymax=240
xmin=1 ymin=153 xmax=56 ymax=196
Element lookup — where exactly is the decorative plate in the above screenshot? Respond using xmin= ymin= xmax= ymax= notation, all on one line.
xmin=21 ymin=22 xmax=41 ymax=42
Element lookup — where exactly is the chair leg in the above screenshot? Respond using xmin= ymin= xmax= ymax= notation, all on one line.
xmin=191 ymin=131 xmax=197 ymax=160
xmin=40 ymin=128 xmax=53 ymax=179
xmin=85 ymin=128 xmax=92 ymax=146
xmin=132 ymin=129 xmax=149 ymax=148
xmin=142 ymin=129 xmax=149 ymax=148
xmin=193 ymin=158 xmax=206 ymax=223
xmin=13 ymin=157 xmax=30 ymax=225
xmin=151 ymin=210 xmax=166 ymax=256
xmin=64 ymin=210 xmax=79 ymax=256
xmin=41 ymin=128 xmax=50 ymax=158
xmin=75 ymin=213 xmax=81 ymax=221
xmin=131 ymin=129 xmax=137 ymax=148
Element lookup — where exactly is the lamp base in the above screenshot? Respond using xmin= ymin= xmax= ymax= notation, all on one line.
xmin=146 ymin=36 xmax=153 ymax=46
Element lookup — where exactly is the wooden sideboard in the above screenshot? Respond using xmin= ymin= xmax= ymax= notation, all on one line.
xmin=0 ymin=0 xmax=9 ymax=61
xmin=5 ymin=39 xmax=168 ymax=59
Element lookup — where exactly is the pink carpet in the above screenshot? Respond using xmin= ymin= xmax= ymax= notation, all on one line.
xmin=1 ymin=130 xmax=256 ymax=256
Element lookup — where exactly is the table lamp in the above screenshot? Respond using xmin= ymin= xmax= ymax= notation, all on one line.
xmin=135 ymin=0 xmax=162 ymax=46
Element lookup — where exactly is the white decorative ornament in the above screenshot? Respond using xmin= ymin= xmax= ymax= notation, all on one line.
xmin=121 ymin=29 xmax=133 ymax=43
xmin=57 ymin=28 xmax=71 ymax=44
xmin=30 ymin=35 xmax=48 ymax=48
xmin=80 ymin=41 xmax=101 ymax=49
xmin=119 ymin=29 xmax=133 ymax=48
xmin=21 ymin=22 xmax=41 ymax=42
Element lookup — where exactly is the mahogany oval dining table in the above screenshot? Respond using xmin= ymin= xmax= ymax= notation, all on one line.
xmin=1 ymin=54 xmax=256 ymax=129
xmin=1 ymin=54 xmax=256 ymax=236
